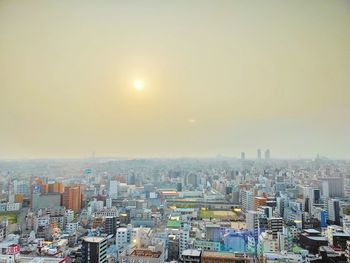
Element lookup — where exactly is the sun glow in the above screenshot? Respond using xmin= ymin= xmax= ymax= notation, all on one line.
xmin=133 ymin=80 xmax=145 ymax=91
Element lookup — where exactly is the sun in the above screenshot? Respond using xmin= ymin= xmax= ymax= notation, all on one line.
xmin=133 ymin=80 xmax=145 ymax=91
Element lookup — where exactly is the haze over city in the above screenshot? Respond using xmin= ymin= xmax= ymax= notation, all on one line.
xmin=2 ymin=1 xmax=350 ymax=263
xmin=0 ymin=0 xmax=349 ymax=159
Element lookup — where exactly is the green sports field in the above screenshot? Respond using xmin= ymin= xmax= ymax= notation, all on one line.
xmin=0 ymin=211 xmax=18 ymax=224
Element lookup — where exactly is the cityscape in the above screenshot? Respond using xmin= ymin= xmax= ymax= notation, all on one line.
xmin=1 ymin=1 xmax=350 ymax=263
xmin=1 ymin=154 xmax=350 ymax=262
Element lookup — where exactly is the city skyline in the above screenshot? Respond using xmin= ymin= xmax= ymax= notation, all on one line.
xmin=1 ymin=0 xmax=349 ymax=159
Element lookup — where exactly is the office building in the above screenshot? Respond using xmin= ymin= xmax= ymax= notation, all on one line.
xmin=328 ymin=199 xmax=340 ymax=225
xmin=62 ymin=186 xmax=82 ymax=212
xmin=246 ymin=211 xmax=264 ymax=239
xmin=241 ymin=190 xmax=254 ymax=212
xmin=109 ymin=180 xmax=118 ymax=199
xmin=81 ymin=236 xmax=107 ymax=263
xmin=322 ymin=178 xmax=344 ymax=198
xmin=268 ymin=218 xmax=284 ymax=239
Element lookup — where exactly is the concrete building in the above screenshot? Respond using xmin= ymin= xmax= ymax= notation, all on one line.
xmin=109 ymin=180 xmax=118 ymax=199
xmin=268 ymin=218 xmax=284 ymax=239
xmin=241 ymin=191 xmax=254 ymax=212
xmin=322 ymin=178 xmax=344 ymax=198
xmin=62 ymin=186 xmax=82 ymax=213
xmin=179 ymin=224 xmax=191 ymax=259
xmin=32 ymin=193 xmax=61 ymax=211
xmin=81 ymin=236 xmax=107 ymax=263
xmin=119 ymin=248 xmax=164 ymax=263
xmin=246 ymin=211 xmax=264 ymax=239
xmin=328 ymin=199 xmax=340 ymax=225
xmin=201 ymin=251 xmax=253 ymax=263
xmin=182 ymin=249 xmax=201 ymax=263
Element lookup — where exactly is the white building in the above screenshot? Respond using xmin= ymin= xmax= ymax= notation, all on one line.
xmin=179 ymin=224 xmax=191 ymax=259
xmin=116 ymin=225 xmax=132 ymax=252
xmin=246 ymin=210 xmax=264 ymax=239
xmin=64 ymin=209 xmax=74 ymax=224
xmin=6 ymin=203 xmax=21 ymax=212
xmin=66 ymin=222 xmax=79 ymax=233
xmin=263 ymin=251 xmax=303 ymax=263
xmin=241 ymin=190 xmax=254 ymax=212
xmin=343 ymin=215 xmax=350 ymax=234
xmin=109 ymin=180 xmax=119 ymax=199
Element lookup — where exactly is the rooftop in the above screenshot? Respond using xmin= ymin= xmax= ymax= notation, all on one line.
xmin=130 ymin=249 xmax=161 ymax=258
xmin=82 ymin=236 xmax=106 ymax=243
xmin=182 ymin=249 xmax=201 ymax=257
xmin=202 ymin=251 xmax=248 ymax=259
xmin=304 ymin=229 xmax=320 ymax=235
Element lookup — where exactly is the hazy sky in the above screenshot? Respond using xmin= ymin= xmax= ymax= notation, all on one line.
xmin=1 ymin=0 xmax=349 ymax=159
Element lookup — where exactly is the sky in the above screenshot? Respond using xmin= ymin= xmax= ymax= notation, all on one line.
xmin=0 ymin=0 xmax=350 ymax=159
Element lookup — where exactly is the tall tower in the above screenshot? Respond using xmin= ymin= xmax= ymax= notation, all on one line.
xmin=264 ymin=149 xmax=270 ymax=161
xmin=241 ymin=152 xmax=245 ymax=161
xmin=257 ymin=149 xmax=261 ymax=160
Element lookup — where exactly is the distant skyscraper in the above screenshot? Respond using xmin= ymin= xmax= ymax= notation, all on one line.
xmin=241 ymin=152 xmax=245 ymax=161
xmin=264 ymin=149 xmax=270 ymax=161
xmin=186 ymin=173 xmax=198 ymax=187
xmin=257 ymin=149 xmax=261 ymax=160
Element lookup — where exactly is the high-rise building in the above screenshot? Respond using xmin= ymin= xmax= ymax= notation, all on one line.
xmin=116 ymin=225 xmax=132 ymax=252
xmin=179 ymin=224 xmax=191 ymax=259
xmin=246 ymin=211 xmax=264 ymax=239
xmin=62 ymin=186 xmax=82 ymax=213
xmin=304 ymin=187 xmax=321 ymax=213
xmin=255 ymin=197 xmax=267 ymax=210
xmin=322 ymin=178 xmax=344 ymax=198
xmin=186 ymin=173 xmax=198 ymax=187
xmin=343 ymin=215 xmax=350 ymax=234
xmin=81 ymin=236 xmax=107 ymax=263
xmin=32 ymin=193 xmax=61 ymax=211
xmin=264 ymin=149 xmax=270 ymax=161
xmin=109 ymin=180 xmax=118 ymax=199
xmin=320 ymin=209 xmax=327 ymax=228
xmin=48 ymin=182 xmax=64 ymax=193
xmin=13 ymin=180 xmax=30 ymax=197
xmin=257 ymin=149 xmax=261 ymax=160
xmin=241 ymin=190 xmax=254 ymax=212
xmin=328 ymin=199 xmax=340 ymax=225
xmin=257 ymin=206 xmax=273 ymax=219
xmin=241 ymin=152 xmax=245 ymax=161
xmin=268 ymin=217 xmax=284 ymax=239
xmin=104 ymin=216 xmax=118 ymax=235
xmin=344 ymin=178 xmax=350 ymax=197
